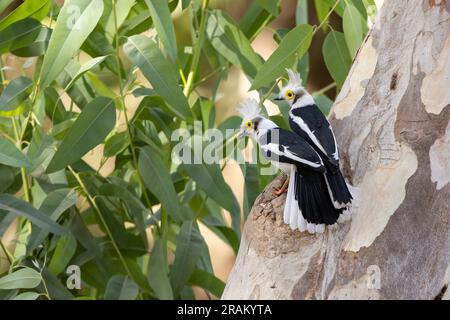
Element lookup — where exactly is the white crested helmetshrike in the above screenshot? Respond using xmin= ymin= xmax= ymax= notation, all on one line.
xmin=237 ymin=99 xmax=347 ymax=234
xmin=275 ymin=69 xmax=353 ymax=210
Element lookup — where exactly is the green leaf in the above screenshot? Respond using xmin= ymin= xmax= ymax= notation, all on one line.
xmin=0 ymin=0 xmax=14 ymax=14
xmin=313 ymin=0 xmax=330 ymax=28
xmin=0 ymin=139 xmax=31 ymax=168
xmin=0 ymin=18 xmax=42 ymax=54
xmin=206 ymin=10 xmax=263 ymax=78
xmin=11 ymin=26 xmax=51 ymax=57
xmin=0 ymin=76 xmax=33 ymax=112
xmin=0 ymin=0 xmax=49 ymax=31
xmin=239 ymin=0 xmax=277 ymax=41
xmin=145 ymin=0 xmax=177 ymax=61
xmin=39 ymin=0 xmax=104 ymax=88
xmin=182 ymin=163 xmax=241 ymax=234
xmin=296 ymin=0 xmax=308 ymax=25
xmin=170 ymin=221 xmax=204 ymax=295
xmin=256 ymin=0 xmax=280 ymax=16
xmin=12 ymin=292 xmax=40 ymax=300
xmin=148 ymin=240 xmax=174 ymax=300
xmin=64 ymin=56 xmax=107 ymax=91
xmin=138 ymin=146 xmax=184 ymax=221
xmin=0 ymin=268 xmax=41 ymax=290
xmin=0 ymin=194 xmax=66 ymax=235
xmin=103 ymin=131 xmax=130 ymax=157
xmin=124 ymin=35 xmax=192 ymax=121
xmin=322 ymin=31 xmax=351 ymax=88
xmin=188 ymin=269 xmax=225 ymax=298
xmin=48 ymin=234 xmax=77 ymax=276
xmin=343 ymin=2 xmax=364 ymax=58
xmin=47 ymin=97 xmax=116 ymax=173
xmin=250 ymin=24 xmax=313 ymax=90
xmin=314 ymin=94 xmax=334 ymax=116
xmin=104 ymin=275 xmax=139 ymax=300
xmin=28 ymin=188 xmax=78 ymax=252
xmin=240 ymin=163 xmax=260 ymax=219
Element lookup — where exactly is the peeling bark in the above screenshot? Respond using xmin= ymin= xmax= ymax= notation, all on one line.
xmin=223 ymin=0 xmax=450 ymax=300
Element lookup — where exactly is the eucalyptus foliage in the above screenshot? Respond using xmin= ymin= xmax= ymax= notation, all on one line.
xmin=0 ymin=0 xmax=374 ymax=300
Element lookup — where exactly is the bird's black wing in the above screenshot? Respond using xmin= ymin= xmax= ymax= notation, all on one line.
xmin=289 ymin=104 xmax=339 ymax=165
xmin=259 ymin=128 xmax=325 ymax=172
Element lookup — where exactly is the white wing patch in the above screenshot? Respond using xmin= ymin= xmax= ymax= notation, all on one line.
xmin=329 ymin=125 xmax=339 ymax=161
xmin=289 ymin=111 xmax=328 ymax=156
xmin=261 ymin=143 xmax=323 ymax=169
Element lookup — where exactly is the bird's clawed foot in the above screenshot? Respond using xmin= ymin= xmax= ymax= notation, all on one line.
xmin=274 ymin=177 xmax=289 ymax=196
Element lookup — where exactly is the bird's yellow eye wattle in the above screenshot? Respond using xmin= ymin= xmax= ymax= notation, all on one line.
xmin=246 ymin=121 xmax=253 ymax=129
xmin=285 ymin=90 xmax=294 ymax=100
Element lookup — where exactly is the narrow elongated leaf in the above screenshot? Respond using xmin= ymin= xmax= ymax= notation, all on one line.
xmin=124 ymin=35 xmax=192 ymax=120
xmin=12 ymin=292 xmax=40 ymax=300
xmin=0 ymin=268 xmax=41 ymax=290
xmin=256 ymin=0 xmax=280 ymax=16
xmin=206 ymin=10 xmax=263 ymax=78
xmin=64 ymin=56 xmax=107 ymax=91
xmin=48 ymin=234 xmax=77 ymax=276
xmin=239 ymin=1 xmax=276 ymax=41
xmin=0 ymin=0 xmax=49 ymax=31
xmin=101 ymin=0 xmax=135 ymax=43
xmin=148 ymin=240 xmax=174 ymax=300
xmin=343 ymin=3 xmax=363 ymax=58
xmin=0 ymin=18 xmax=42 ymax=54
xmin=323 ymin=31 xmax=352 ymax=88
xmin=39 ymin=0 xmax=104 ymax=88
xmin=28 ymin=189 xmax=78 ymax=252
xmin=138 ymin=146 xmax=184 ymax=221
xmin=240 ymin=163 xmax=260 ymax=219
xmin=47 ymin=97 xmax=116 ymax=173
xmin=105 ymin=275 xmax=139 ymax=300
xmin=313 ymin=0 xmax=330 ymax=27
xmin=170 ymin=221 xmax=204 ymax=295
xmin=182 ymin=163 xmax=241 ymax=233
xmin=188 ymin=269 xmax=225 ymax=298
xmin=145 ymin=0 xmax=177 ymax=61
xmin=11 ymin=26 xmax=51 ymax=57
xmin=296 ymin=0 xmax=308 ymax=25
xmin=0 ymin=139 xmax=31 ymax=168
xmin=103 ymin=131 xmax=130 ymax=157
xmin=0 ymin=194 xmax=65 ymax=235
xmin=0 ymin=76 xmax=32 ymax=112
xmin=250 ymin=24 xmax=313 ymax=90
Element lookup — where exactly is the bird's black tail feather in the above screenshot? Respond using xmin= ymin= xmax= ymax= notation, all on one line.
xmin=324 ymin=169 xmax=353 ymax=209
xmin=295 ymin=169 xmax=344 ymax=226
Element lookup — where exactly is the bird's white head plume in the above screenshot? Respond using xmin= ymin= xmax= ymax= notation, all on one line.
xmin=236 ymin=98 xmax=261 ymax=121
xmin=276 ymin=69 xmax=314 ymax=107
xmin=237 ymin=99 xmax=276 ymax=139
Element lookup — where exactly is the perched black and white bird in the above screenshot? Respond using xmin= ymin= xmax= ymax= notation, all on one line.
xmin=237 ymin=99 xmax=346 ymax=233
xmin=276 ymin=69 xmax=353 ymax=209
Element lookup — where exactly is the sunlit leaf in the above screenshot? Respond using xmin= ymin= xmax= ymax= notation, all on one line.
xmin=39 ymin=0 xmax=104 ymax=88
xmin=0 ymin=268 xmax=41 ymax=290
xmin=343 ymin=2 xmax=364 ymax=58
xmin=0 ymin=0 xmax=49 ymax=31
xmin=250 ymin=24 xmax=313 ymax=90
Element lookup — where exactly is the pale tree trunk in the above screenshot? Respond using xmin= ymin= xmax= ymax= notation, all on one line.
xmin=222 ymin=0 xmax=450 ymax=300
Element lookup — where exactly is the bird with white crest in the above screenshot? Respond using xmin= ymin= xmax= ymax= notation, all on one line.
xmin=237 ymin=98 xmax=348 ymax=234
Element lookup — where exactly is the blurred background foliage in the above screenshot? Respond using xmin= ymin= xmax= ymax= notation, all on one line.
xmin=0 ymin=0 xmax=375 ymax=300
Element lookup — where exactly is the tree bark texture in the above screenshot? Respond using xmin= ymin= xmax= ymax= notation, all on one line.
xmin=222 ymin=0 xmax=450 ymax=300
